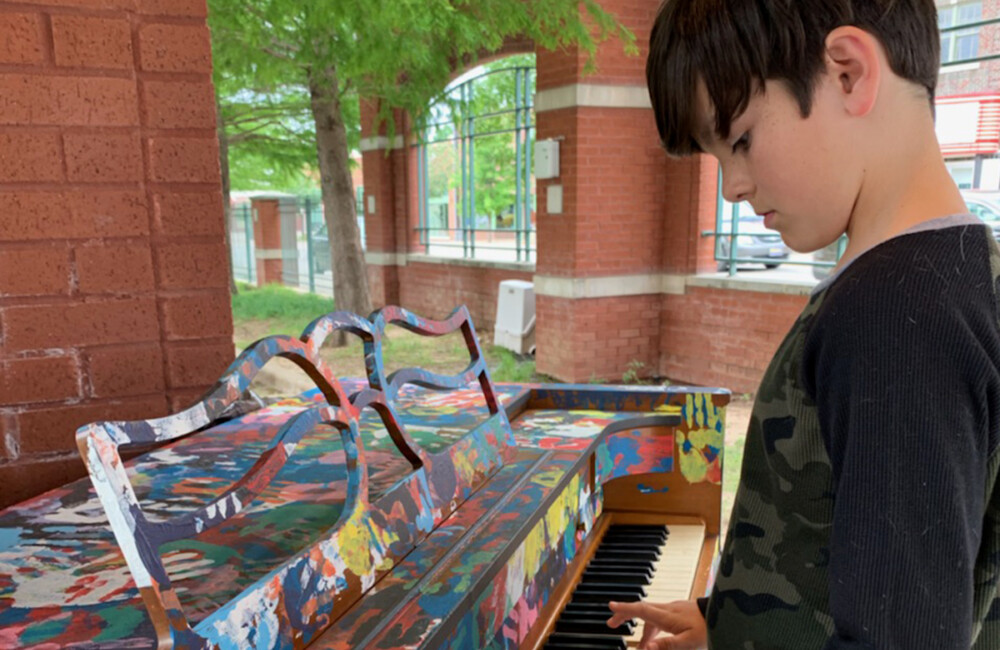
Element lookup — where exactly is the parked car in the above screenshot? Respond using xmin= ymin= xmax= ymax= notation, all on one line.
xmin=811 ymin=239 xmax=842 ymax=280
xmin=962 ymin=190 xmax=1000 ymax=242
xmin=812 ymin=190 xmax=1000 ymax=280
xmin=311 ymin=223 xmax=331 ymax=274
xmin=716 ymin=212 xmax=790 ymax=271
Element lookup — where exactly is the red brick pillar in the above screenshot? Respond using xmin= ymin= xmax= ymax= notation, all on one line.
xmin=533 ymin=0 xmax=718 ymax=383
xmin=0 ymin=0 xmax=232 ymax=509
xmin=251 ymin=197 xmax=285 ymax=286
xmin=360 ymin=101 xmax=411 ymax=308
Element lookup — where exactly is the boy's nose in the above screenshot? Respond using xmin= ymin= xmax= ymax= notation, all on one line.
xmin=720 ymin=166 xmax=753 ymax=203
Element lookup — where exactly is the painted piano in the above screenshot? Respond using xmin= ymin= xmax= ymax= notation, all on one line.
xmin=0 ymin=306 xmax=729 ymax=649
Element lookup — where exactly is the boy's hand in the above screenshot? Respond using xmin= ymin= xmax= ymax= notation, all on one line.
xmin=606 ymin=599 xmax=707 ymax=650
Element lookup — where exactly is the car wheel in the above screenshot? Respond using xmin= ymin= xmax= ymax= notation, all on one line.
xmin=764 ymin=263 xmax=780 ymax=269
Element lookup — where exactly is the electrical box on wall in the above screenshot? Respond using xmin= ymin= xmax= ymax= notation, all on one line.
xmin=534 ymin=139 xmax=560 ymax=179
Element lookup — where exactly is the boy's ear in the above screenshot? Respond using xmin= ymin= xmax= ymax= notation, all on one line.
xmin=824 ymin=26 xmax=882 ymax=117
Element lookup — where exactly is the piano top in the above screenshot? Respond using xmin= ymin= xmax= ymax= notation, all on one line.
xmin=0 ymin=380 xmax=727 ymax=648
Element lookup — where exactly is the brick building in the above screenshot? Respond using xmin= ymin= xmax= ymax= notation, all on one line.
xmin=936 ymin=0 xmax=1000 ymax=188
xmin=360 ymin=0 xmax=1000 ymax=398
xmin=0 ymin=0 xmax=232 ymax=507
xmin=360 ymin=0 xmax=808 ymax=400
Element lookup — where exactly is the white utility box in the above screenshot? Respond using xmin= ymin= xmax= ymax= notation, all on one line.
xmin=534 ymin=139 xmax=560 ymax=179
xmin=494 ymin=280 xmax=536 ymax=355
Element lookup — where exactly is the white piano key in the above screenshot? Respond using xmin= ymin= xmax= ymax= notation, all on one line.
xmin=624 ymin=523 xmax=705 ymax=647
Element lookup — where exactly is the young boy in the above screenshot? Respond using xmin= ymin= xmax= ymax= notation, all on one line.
xmin=608 ymin=0 xmax=1000 ymax=648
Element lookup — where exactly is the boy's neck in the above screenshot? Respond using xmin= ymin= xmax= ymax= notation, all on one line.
xmin=838 ymin=90 xmax=967 ymax=267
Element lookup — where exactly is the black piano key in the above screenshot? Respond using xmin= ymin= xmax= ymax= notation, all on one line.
xmin=562 ymin=603 xmax=614 ymax=616
xmin=604 ymin=527 xmax=668 ymax=537
xmin=597 ymin=542 xmax=661 ymax=555
xmin=607 ymin=523 xmax=667 ymax=530
xmin=604 ymin=530 xmax=668 ymax=542
xmin=556 ymin=619 xmax=634 ymax=636
xmin=571 ymin=589 xmax=642 ymax=604
xmin=587 ymin=559 xmax=655 ymax=577
xmin=601 ymin=536 xmax=666 ymax=547
xmin=593 ymin=548 xmax=659 ymax=562
xmin=602 ymin=536 xmax=666 ymax=548
xmin=581 ymin=569 xmax=649 ymax=585
xmin=545 ymin=633 xmax=627 ymax=650
xmin=576 ymin=579 xmax=646 ymax=594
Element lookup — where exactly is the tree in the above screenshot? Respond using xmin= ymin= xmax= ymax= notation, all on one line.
xmin=208 ymin=0 xmax=635 ymax=323
xmin=212 ymin=41 xmax=313 ymax=293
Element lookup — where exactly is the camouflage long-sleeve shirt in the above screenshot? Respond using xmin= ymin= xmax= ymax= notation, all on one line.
xmin=706 ymin=214 xmax=1000 ymax=649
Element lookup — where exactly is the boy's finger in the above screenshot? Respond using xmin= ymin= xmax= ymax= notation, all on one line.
xmin=646 ymin=630 xmax=696 ymax=650
xmin=639 ymin=618 xmax=662 ymax=648
xmin=611 ymin=600 xmax=672 ymax=625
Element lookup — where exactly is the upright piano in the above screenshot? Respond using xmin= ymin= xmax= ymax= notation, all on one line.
xmin=0 ymin=306 xmax=728 ymax=649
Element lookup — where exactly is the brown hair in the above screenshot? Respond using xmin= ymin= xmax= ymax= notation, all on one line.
xmin=646 ymin=0 xmax=940 ymax=155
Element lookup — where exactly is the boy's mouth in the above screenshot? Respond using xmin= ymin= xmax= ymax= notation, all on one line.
xmin=759 ymin=210 xmax=777 ymax=229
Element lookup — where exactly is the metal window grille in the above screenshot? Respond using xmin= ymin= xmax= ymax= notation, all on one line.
xmin=416 ymin=62 xmax=536 ymax=263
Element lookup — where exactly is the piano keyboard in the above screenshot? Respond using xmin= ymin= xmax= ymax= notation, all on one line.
xmin=541 ymin=522 xmax=706 ymax=650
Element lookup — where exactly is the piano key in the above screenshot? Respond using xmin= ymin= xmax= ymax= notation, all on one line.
xmin=605 ymin=526 xmax=670 ymax=537
xmin=586 ymin=561 xmax=654 ymax=579
xmin=602 ymin=530 xmax=667 ymax=540
xmin=623 ymin=523 xmax=707 ymax=646
xmin=562 ymin=603 xmax=615 ymax=616
xmin=594 ymin=542 xmax=662 ymax=557
xmin=539 ymin=523 xmax=706 ymax=648
xmin=575 ymin=582 xmax=647 ymax=597
xmin=593 ymin=548 xmax=659 ymax=562
xmin=545 ymin=633 xmax=628 ymax=650
xmin=571 ymin=589 xmax=642 ymax=603
xmin=581 ymin=569 xmax=649 ymax=585
xmin=556 ymin=619 xmax=635 ymax=636
xmin=607 ymin=524 xmax=669 ymax=532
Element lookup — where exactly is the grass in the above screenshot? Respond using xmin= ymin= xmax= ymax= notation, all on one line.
xmin=232 ymin=282 xmax=334 ymax=337
xmin=231 ymin=282 xmax=545 ymax=384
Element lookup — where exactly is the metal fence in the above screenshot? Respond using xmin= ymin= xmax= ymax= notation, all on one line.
xmin=228 ymin=194 xmax=365 ymax=297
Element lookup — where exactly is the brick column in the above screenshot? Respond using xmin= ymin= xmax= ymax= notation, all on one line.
xmin=251 ymin=197 xmax=285 ymax=286
xmin=532 ymin=0 xmax=718 ymax=383
xmin=0 ymin=0 xmax=232 ymax=509
xmin=360 ymin=101 xmax=409 ymax=307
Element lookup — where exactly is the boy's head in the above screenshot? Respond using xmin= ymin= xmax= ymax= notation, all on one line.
xmin=646 ymin=0 xmax=940 ymax=156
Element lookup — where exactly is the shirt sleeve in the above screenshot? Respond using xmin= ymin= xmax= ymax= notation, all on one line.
xmin=803 ymin=259 xmax=999 ymax=649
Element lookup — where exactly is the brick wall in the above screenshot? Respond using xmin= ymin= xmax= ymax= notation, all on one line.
xmin=0 ymin=0 xmax=231 ymax=509
xmin=660 ymin=287 xmax=807 ymax=394
xmin=398 ymin=261 xmax=533 ymax=327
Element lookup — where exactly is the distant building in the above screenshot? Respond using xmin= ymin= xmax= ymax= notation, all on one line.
xmin=936 ymin=0 xmax=1000 ymax=188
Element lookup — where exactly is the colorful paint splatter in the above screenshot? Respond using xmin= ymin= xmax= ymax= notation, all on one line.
xmin=0 ymin=306 xmax=729 ymax=649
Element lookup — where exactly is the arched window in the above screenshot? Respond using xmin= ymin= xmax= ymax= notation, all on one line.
xmin=416 ymin=54 xmax=536 ymax=263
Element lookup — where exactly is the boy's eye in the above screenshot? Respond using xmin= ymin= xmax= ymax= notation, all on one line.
xmin=731 ymin=132 xmax=751 ymax=153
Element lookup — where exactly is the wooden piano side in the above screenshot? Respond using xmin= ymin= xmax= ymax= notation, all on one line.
xmin=520 ymin=421 xmax=723 ymax=650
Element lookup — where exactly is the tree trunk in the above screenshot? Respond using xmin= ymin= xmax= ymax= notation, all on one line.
xmin=217 ymin=98 xmax=239 ymax=295
xmin=309 ymin=65 xmax=372 ymax=343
